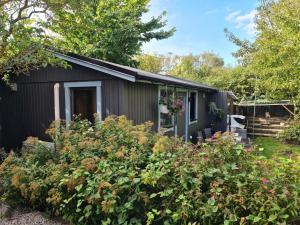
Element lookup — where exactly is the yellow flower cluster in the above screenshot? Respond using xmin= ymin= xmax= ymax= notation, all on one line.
xmin=78 ymin=138 xmax=100 ymax=151
xmin=24 ymin=136 xmax=39 ymax=146
xmin=46 ymin=188 xmax=62 ymax=205
xmin=101 ymin=200 xmax=114 ymax=214
xmin=29 ymin=181 xmax=41 ymax=201
xmin=81 ymin=157 xmax=97 ymax=172
xmin=66 ymin=176 xmax=85 ymax=192
xmin=11 ymin=166 xmax=24 ymax=188
xmin=98 ymin=181 xmax=112 ymax=191
xmin=152 ymin=136 xmax=171 ymax=154
xmin=115 ymin=146 xmax=126 ymax=159
xmin=19 ymin=183 xmax=29 ymax=198
xmin=0 ymin=152 xmax=15 ymax=175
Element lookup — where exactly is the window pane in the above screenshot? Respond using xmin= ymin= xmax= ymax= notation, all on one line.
xmin=190 ymin=92 xmax=197 ymax=122
xmin=160 ymin=89 xmax=174 ymax=129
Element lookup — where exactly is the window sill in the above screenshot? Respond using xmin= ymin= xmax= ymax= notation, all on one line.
xmin=189 ymin=120 xmax=198 ymax=125
xmin=160 ymin=127 xmax=174 ymax=133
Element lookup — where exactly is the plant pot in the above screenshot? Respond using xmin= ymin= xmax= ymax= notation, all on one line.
xmin=159 ymin=104 xmax=169 ymax=114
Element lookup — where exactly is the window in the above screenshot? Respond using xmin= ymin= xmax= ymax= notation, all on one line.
xmin=159 ymin=88 xmax=174 ymax=131
xmin=189 ymin=91 xmax=198 ymax=123
xmin=64 ymin=81 xmax=102 ymax=123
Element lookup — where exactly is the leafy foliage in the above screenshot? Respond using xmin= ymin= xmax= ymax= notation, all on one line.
xmin=0 ymin=0 xmax=174 ymax=81
xmin=278 ymin=119 xmax=300 ymax=145
xmin=169 ymin=53 xmax=224 ymax=82
xmin=225 ymin=0 xmax=300 ymax=104
xmin=0 ymin=0 xmax=66 ymax=82
xmin=51 ymin=0 xmax=175 ymax=66
xmin=0 ymin=116 xmax=299 ymax=224
xmin=136 ymin=54 xmax=163 ymax=73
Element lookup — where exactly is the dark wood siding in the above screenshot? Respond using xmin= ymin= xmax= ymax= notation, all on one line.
xmin=208 ymin=91 xmax=228 ymax=131
xmin=14 ymin=64 xmax=113 ymax=84
xmin=122 ymin=82 xmax=159 ymax=129
xmin=1 ymin=64 xmax=121 ymax=149
xmin=1 ymin=83 xmax=55 ymax=149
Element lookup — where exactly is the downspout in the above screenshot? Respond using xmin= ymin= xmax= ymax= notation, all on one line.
xmin=54 ymin=83 xmax=60 ymax=120
xmin=54 ymin=83 xmax=61 ymax=153
xmin=174 ymin=86 xmax=178 ymax=137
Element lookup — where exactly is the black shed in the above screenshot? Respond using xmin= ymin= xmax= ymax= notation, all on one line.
xmin=0 ymin=52 xmax=228 ymax=149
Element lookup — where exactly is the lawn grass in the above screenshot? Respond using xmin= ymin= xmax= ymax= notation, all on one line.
xmin=253 ymin=137 xmax=300 ymax=158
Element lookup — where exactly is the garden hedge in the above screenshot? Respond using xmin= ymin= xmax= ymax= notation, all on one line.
xmin=0 ymin=116 xmax=299 ymax=224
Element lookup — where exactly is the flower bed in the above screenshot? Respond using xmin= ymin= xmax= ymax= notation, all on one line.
xmin=0 ymin=116 xmax=299 ymax=224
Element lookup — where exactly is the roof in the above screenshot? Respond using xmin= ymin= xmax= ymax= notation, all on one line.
xmin=226 ymin=91 xmax=238 ymax=101
xmin=54 ymin=52 xmax=218 ymax=92
xmin=236 ymin=100 xmax=292 ymax=107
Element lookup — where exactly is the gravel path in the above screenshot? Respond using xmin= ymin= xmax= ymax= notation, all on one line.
xmin=0 ymin=204 xmax=68 ymax=225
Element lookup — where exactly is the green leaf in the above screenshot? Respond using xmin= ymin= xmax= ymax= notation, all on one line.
xmin=150 ymin=193 xmax=158 ymax=199
xmin=253 ymin=216 xmax=261 ymax=223
xmin=268 ymin=214 xmax=277 ymax=222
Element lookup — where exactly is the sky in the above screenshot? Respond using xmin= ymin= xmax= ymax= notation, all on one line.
xmin=142 ymin=0 xmax=259 ymax=66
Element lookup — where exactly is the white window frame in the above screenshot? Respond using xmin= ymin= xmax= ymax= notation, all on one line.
xmin=64 ymin=81 xmax=102 ymax=123
xmin=189 ymin=90 xmax=198 ymax=125
xmin=158 ymin=86 xmax=175 ymax=133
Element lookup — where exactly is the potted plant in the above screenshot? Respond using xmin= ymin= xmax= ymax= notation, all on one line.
xmin=159 ymin=96 xmax=169 ymax=114
xmin=169 ymin=97 xmax=185 ymax=115
xmin=209 ymin=102 xmax=225 ymax=120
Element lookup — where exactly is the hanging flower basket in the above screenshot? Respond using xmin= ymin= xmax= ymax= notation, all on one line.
xmin=159 ymin=94 xmax=185 ymax=115
xmin=159 ymin=104 xmax=169 ymax=114
xmin=169 ymin=98 xmax=185 ymax=115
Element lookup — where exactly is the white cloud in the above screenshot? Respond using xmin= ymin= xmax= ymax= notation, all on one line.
xmin=226 ymin=10 xmax=257 ymax=36
xmin=226 ymin=10 xmax=242 ymax=21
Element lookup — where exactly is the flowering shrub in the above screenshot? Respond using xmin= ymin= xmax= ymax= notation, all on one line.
xmin=0 ymin=116 xmax=299 ymax=224
xmin=278 ymin=119 xmax=300 ymax=144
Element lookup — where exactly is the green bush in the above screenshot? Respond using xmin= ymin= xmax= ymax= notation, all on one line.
xmin=278 ymin=119 xmax=300 ymax=145
xmin=0 ymin=116 xmax=299 ymax=225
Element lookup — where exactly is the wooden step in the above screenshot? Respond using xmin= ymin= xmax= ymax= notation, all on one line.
xmin=246 ymin=123 xmax=288 ymax=129
xmin=248 ymin=133 xmax=277 ymax=137
xmin=246 ymin=117 xmax=288 ymax=124
xmin=247 ymin=127 xmax=283 ymax=134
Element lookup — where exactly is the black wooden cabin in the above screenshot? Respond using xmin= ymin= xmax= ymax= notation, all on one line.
xmin=0 ymin=52 xmax=230 ymax=149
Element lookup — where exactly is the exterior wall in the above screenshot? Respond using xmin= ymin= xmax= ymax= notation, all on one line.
xmin=121 ymin=83 xmax=213 ymax=140
xmin=121 ymin=81 xmax=159 ymax=129
xmin=1 ymin=64 xmax=122 ymax=149
xmin=208 ymin=91 xmax=228 ymax=132
xmin=1 ymin=82 xmax=55 ymax=149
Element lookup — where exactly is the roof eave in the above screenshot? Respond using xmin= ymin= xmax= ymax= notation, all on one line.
xmin=54 ymin=52 xmax=136 ymax=82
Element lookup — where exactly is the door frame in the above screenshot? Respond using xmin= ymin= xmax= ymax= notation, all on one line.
xmin=64 ymin=81 xmax=102 ymax=123
xmin=175 ymin=89 xmax=189 ymax=141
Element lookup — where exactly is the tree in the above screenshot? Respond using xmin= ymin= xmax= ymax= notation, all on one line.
xmin=202 ymin=66 xmax=259 ymax=101
xmin=51 ymin=0 xmax=175 ymax=66
xmin=226 ymin=0 xmax=300 ymax=105
xmin=251 ymin=0 xmax=300 ymax=104
xmin=0 ymin=0 xmax=65 ymax=82
xmin=169 ymin=54 xmax=201 ymax=81
xmin=169 ymin=53 xmax=226 ymax=82
xmin=199 ymin=52 xmax=224 ymax=68
xmin=136 ymin=54 xmax=163 ymax=73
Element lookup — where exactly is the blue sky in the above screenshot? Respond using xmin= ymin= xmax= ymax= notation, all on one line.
xmin=142 ymin=0 xmax=259 ymax=66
